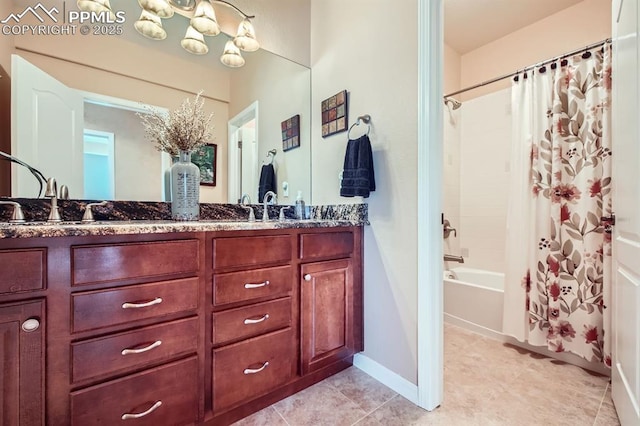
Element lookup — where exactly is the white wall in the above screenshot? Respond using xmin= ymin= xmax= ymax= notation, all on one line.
xmin=311 ymin=0 xmax=419 ymax=384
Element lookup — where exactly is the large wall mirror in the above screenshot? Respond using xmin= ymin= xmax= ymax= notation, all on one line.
xmin=3 ymin=0 xmax=311 ymax=205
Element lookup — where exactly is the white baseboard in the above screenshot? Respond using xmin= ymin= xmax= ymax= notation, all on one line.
xmin=353 ymin=353 xmax=419 ymax=405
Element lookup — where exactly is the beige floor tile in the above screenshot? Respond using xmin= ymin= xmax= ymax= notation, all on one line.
xmin=232 ymin=406 xmax=288 ymax=426
xmin=324 ymin=367 xmax=398 ymax=413
xmin=364 ymin=396 xmax=439 ymax=426
xmin=232 ymin=324 xmax=618 ymax=425
xmin=272 ymin=381 xmax=367 ymax=426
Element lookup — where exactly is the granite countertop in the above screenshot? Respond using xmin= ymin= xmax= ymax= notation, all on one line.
xmin=0 ymin=218 xmax=364 ymax=239
xmin=0 ymin=199 xmax=368 ymax=239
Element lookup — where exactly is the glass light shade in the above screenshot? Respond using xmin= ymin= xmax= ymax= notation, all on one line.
xmin=220 ymin=39 xmax=245 ymax=67
xmin=138 ymin=0 xmax=174 ymax=19
xmin=233 ymin=18 xmax=259 ymax=52
xmin=134 ymin=10 xmax=167 ymax=40
xmin=190 ymin=0 xmax=220 ymax=36
xmin=181 ymin=26 xmax=209 ymax=55
xmin=77 ymin=0 xmax=115 ymax=20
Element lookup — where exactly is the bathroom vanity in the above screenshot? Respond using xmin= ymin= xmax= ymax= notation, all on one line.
xmin=0 ymin=219 xmax=363 ymax=425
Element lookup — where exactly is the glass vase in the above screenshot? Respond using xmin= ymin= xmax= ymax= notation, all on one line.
xmin=171 ymin=150 xmax=200 ymax=221
xmin=164 ymin=155 xmax=179 ymax=202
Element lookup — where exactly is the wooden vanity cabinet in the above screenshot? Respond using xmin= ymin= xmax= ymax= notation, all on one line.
xmin=0 ymin=300 xmax=45 ymax=426
xmin=299 ymin=230 xmax=363 ymax=375
xmin=0 ymin=225 xmax=363 ymax=426
xmin=0 ymin=246 xmax=47 ymax=426
xmin=210 ymin=233 xmax=296 ymax=415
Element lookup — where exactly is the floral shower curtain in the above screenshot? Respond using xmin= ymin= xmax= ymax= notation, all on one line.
xmin=503 ymin=45 xmax=612 ymax=365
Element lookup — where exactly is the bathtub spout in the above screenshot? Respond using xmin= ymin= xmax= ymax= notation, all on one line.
xmin=444 ymin=254 xmax=464 ymax=263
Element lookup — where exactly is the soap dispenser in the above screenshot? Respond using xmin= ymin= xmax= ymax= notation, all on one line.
xmin=295 ymin=191 xmax=306 ymax=219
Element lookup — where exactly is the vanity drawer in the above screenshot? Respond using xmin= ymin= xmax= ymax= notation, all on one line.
xmin=72 ymin=278 xmax=199 ymax=332
xmin=0 ymin=248 xmax=46 ymax=294
xmin=72 ymin=317 xmax=198 ymax=383
xmin=213 ymin=266 xmax=292 ymax=306
xmin=300 ymin=231 xmax=354 ymax=260
xmin=212 ymin=328 xmax=293 ymax=412
xmin=213 ymin=235 xmax=292 ymax=270
xmin=213 ymin=297 xmax=291 ymax=345
xmin=72 ymin=239 xmax=199 ymax=286
xmin=70 ymin=356 xmax=198 ymax=426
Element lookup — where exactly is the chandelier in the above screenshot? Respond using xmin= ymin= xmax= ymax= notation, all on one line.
xmin=76 ymin=0 xmax=259 ymax=68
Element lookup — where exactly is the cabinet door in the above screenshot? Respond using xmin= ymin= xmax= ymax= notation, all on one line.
xmin=0 ymin=300 xmax=44 ymax=426
xmin=300 ymin=259 xmax=354 ymax=374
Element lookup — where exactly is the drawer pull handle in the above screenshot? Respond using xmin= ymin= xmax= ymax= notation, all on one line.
xmin=121 ymin=400 xmax=162 ymax=420
xmin=304 ymin=274 xmax=312 ymax=281
xmin=122 ymin=298 xmax=163 ymax=309
xmin=121 ymin=340 xmax=162 ymax=355
xmin=244 ymin=314 xmax=270 ymax=325
xmin=244 ymin=361 xmax=269 ymax=375
xmin=244 ymin=280 xmax=270 ymax=289
xmin=21 ymin=318 xmax=40 ymax=332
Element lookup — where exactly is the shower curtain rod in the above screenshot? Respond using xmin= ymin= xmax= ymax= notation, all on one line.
xmin=443 ymin=38 xmax=611 ymax=99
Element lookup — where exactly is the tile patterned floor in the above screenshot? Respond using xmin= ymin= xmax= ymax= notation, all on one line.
xmin=234 ymin=324 xmax=621 ymax=425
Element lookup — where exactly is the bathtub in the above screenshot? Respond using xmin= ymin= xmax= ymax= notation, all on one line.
xmin=444 ymin=267 xmax=505 ymax=334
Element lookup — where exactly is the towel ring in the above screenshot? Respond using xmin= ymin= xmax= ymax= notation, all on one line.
xmin=347 ymin=114 xmax=371 ymax=139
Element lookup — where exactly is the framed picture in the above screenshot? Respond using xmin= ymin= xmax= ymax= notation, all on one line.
xmin=191 ymin=143 xmax=217 ymax=186
xmin=281 ymin=114 xmax=300 ymax=151
xmin=321 ymin=89 xmax=348 ymax=137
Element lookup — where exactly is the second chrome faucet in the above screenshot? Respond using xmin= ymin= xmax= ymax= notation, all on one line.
xmin=261 ymin=191 xmax=277 ymax=221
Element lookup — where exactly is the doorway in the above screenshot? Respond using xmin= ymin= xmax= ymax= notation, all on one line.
xmin=228 ymin=101 xmax=259 ymax=204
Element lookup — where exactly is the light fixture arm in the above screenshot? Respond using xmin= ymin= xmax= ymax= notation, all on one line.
xmin=210 ymin=0 xmax=255 ymax=19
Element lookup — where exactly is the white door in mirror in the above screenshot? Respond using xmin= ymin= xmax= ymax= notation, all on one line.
xmin=12 ymin=55 xmax=84 ymax=198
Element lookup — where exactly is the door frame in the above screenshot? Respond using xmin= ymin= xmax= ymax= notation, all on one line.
xmin=227 ymin=101 xmax=259 ymax=203
xmin=417 ymin=0 xmax=444 ymax=410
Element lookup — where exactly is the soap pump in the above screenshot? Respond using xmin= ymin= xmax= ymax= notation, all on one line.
xmin=295 ymin=191 xmax=306 ymax=219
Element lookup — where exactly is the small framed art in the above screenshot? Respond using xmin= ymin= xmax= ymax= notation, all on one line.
xmin=191 ymin=143 xmax=217 ymax=186
xmin=281 ymin=114 xmax=300 ymax=151
xmin=321 ymin=89 xmax=348 ymax=137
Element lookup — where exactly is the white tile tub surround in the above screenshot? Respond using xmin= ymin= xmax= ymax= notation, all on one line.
xmin=459 ymin=88 xmax=511 ymax=274
xmin=443 ymin=105 xmax=461 ymax=259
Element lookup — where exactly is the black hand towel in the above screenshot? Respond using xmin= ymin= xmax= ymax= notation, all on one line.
xmin=340 ymin=134 xmax=376 ymax=198
xmin=258 ymin=164 xmax=276 ymax=202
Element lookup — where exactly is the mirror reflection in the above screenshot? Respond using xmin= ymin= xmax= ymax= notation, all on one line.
xmin=2 ymin=0 xmax=311 ymax=205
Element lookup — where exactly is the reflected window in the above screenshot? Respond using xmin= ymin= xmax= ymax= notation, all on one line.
xmin=83 ymin=129 xmax=115 ymax=200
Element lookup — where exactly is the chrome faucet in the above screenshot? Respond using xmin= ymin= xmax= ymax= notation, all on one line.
xmin=0 ymin=201 xmax=26 ymax=223
xmin=82 ymin=201 xmax=108 ymax=223
xmin=261 ymin=191 xmax=277 ymax=222
xmin=240 ymin=195 xmax=255 ymax=222
xmin=45 ymin=177 xmax=62 ymax=222
xmin=444 ymin=254 xmax=464 ymax=263
xmin=443 ymin=219 xmax=457 ymax=238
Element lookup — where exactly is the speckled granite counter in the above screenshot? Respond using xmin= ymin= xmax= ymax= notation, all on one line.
xmin=0 ymin=199 xmax=368 ymax=238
